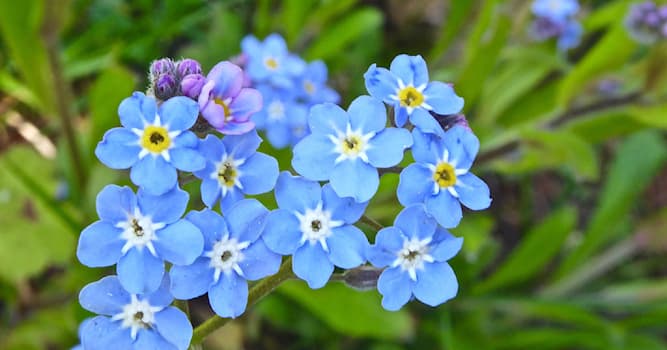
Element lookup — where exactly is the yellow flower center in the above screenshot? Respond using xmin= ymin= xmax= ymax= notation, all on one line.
xmin=217 ymin=162 xmax=237 ymax=187
xmin=304 ymin=80 xmax=315 ymax=94
xmin=214 ymin=98 xmax=232 ymax=120
xmin=398 ymin=86 xmax=424 ymax=108
xmin=141 ymin=126 xmax=171 ymax=153
xmin=433 ymin=162 xmax=456 ymax=188
xmin=342 ymin=136 xmax=362 ymax=155
xmin=265 ymin=57 xmax=279 ymax=70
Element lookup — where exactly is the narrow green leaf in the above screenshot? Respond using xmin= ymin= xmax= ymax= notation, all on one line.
xmin=628 ymin=104 xmax=667 ymax=129
xmin=428 ymin=1 xmax=475 ymax=62
xmin=305 ymin=8 xmax=382 ymax=61
xmin=565 ymin=110 xmax=648 ymax=144
xmin=281 ymin=0 xmax=315 ymax=45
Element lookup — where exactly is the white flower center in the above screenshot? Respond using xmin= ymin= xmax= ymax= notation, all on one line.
xmin=210 ymin=154 xmax=245 ymax=197
xmin=204 ymin=235 xmax=250 ymax=283
xmin=132 ymin=114 xmax=181 ymax=161
xmin=329 ymin=123 xmax=375 ymax=164
xmin=295 ymin=202 xmax=343 ymax=251
xmin=392 ymin=236 xmax=434 ymax=281
xmin=111 ymin=295 xmax=163 ymax=340
xmin=267 ymin=100 xmax=285 ymax=121
xmin=117 ymin=208 xmax=164 ymax=256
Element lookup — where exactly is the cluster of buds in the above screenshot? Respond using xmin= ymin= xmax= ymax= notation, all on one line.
xmin=147 ymin=58 xmax=203 ymax=100
xmin=625 ymin=1 xmax=667 ymax=44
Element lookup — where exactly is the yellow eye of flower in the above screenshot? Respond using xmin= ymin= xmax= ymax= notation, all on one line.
xmin=433 ymin=162 xmax=456 ymax=188
xmin=141 ymin=126 xmax=171 ymax=153
xmin=342 ymin=136 xmax=362 ymax=155
xmin=265 ymin=57 xmax=279 ymax=70
xmin=218 ymin=162 xmax=237 ymax=187
xmin=214 ymin=98 xmax=232 ymax=119
xmin=304 ymin=80 xmax=315 ymax=94
xmin=398 ymin=86 xmax=424 ymax=108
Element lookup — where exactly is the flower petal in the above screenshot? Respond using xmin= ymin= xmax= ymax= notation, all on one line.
xmin=229 ymin=88 xmax=263 ymax=121
xmin=169 ymin=147 xmax=205 ymax=172
xmin=262 ymin=209 xmax=303 ymax=255
xmin=77 ymin=221 xmax=124 ymax=267
xmin=223 ymin=129 xmax=262 ymax=160
xmin=377 ymin=267 xmax=413 ymax=311
xmin=159 ymin=96 xmax=199 ymax=131
xmin=327 ymin=225 xmax=368 ymax=269
xmin=293 ymin=243 xmax=334 ymax=289
xmin=238 ymin=153 xmax=279 ymax=195
xmin=200 ymin=178 xmax=221 ymax=209
xmin=397 ymin=164 xmax=433 ymax=207
xmin=274 ymin=172 xmax=322 ymax=213
xmin=394 ymin=204 xmax=437 ymax=240
xmin=225 ymin=199 xmax=268 ymax=242
xmin=321 ymin=183 xmax=367 ymax=224
xmin=307 ymin=103 xmax=348 ymax=136
xmin=130 ymin=156 xmax=177 ymax=196
xmin=425 ymin=191 xmax=462 ymax=229
xmin=169 ymin=257 xmax=213 ymax=300
xmin=95 ymin=128 xmax=140 ymax=169
xmin=430 ymin=230 xmax=463 ymax=262
xmin=291 ymin=134 xmax=337 ymax=181
xmin=442 ymin=125 xmax=480 ymax=171
xmin=118 ymin=91 xmax=156 ymax=129
xmin=330 ymin=160 xmax=379 ymax=203
xmin=135 ymin=329 xmax=178 ymax=350
xmin=364 ymin=64 xmax=398 ymax=102
xmin=409 ymin=108 xmax=445 ymax=136
xmin=185 ymin=209 xmax=228 ymax=248
xmin=78 ymin=276 xmax=129 ymax=315
xmin=137 ymin=187 xmax=189 ymax=224
xmin=390 ymin=54 xmax=429 ymax=87
xmin=207 ymin=61 xmax=244 ymax=99
xmin=423 ymin=81 xmax=464 ymax=115
xmin=117 ymin=248 xmax=164 ymax=294
xmin=367 ymin=127 xmax=412 ymax=168
xmin=154 ymin=307 xmax=193 ymax=350
xmin=95 ymin=185 xmax=136 ymax=224
xmin=347 ymin=95 xmax=387 ymax=134
xmin=208 ymin=273 xmax=248 ymax=318
xmin=154 ymin=220 xmax=204 ymax=265
xmin=368 ymin=227 xmax=404 ymax=267
xmin=413 ymin=262 xmax=458 ymax=306
xmin=81 ymin=316 xmax=133 ymax=350
xmin=238 ymin=240 xmax=282 ymax=280
xmin=456 ymin=173 xmax=492 ymax=210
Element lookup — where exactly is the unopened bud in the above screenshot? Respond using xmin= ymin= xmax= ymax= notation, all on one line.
xmin=176 ymin=58 xmax=202 ymax=78
xmin=342 ymin=266 xmax=383 ymax=291
xmin=154 ymin=73 xmax=178 ymax=101
xmin=149 ymin=58 xmax=176 ymax=78
xmin=180 ymin=73 xmax=206 ymax=99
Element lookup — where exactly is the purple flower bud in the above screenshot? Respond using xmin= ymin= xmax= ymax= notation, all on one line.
xmin=431 ymin=112 xmax=471 ymax=132
xmin=180 ymin=73 xmax=206 ymax=99
xmin=154 ymin=73 xmax=178 ymax=100
xmin=149 ymin=58 xmax=175 ymax=77
xmin=176 ymin=58 xmax=202 ymax=78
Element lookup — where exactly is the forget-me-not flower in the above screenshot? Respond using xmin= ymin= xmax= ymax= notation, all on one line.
xmin=95 ymin=92 xmax=205 ymax=195
xmin=397 ymin=127 xmax=491 ymax=228
xmin=292 ymin=96 xmax=412 ymax=202
xmin=252 ymin=85 xmax=310 ymax=149
xmin=532 ymin=0 xmax=579 ymax=23
xmin=77 ymin=185 xmax=203 ymax=294
xmin=296 ymin=60 xmax=340 ymax=106
xmin=241 ymin=33 xmax=305 ymax=89
xmin=262 ymin=172 xmax=370 ymax=288
xmin=367 ymin=205 xmax=463 ymax=311
xmin=364 ymin=54 xmax=464 ymax=135
xmin=194 ymin=131 xmax=278 ymax=212
xmin=169 ymin=200 xmax=281 ymax=318
xmin=78 ymin=275 xmax=192 ymax=350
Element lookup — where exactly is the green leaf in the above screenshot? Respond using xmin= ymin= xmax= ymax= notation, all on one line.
xmin=281 ymin=0 xmax=315 ymax=45
xmin=555 ymin=130 xmax=667 ymax=278
xmin=474 ymin=207 xmax=576 ymax=293
xmin=565 ymin=110 xmax=649 ymax=144
xmin=428 ymin=1 xmax=475 ymax=62
xmin=628 ymin=104 xmax=667 ymax=129
xmin=278 ymin=280 xmax=414 ymax=340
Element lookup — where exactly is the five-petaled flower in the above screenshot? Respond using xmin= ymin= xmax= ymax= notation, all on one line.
xmin=241 ymin=33 xmax=305 ymax=89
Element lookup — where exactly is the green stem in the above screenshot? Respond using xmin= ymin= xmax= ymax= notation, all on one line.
xmin=359 ymin=214 xmax=383 ymax=232
xmin=190 ymin=257 xmax=294 ymax=345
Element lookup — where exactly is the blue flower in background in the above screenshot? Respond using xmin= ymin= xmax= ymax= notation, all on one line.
xmin=367 ymin=205 xmax=463 ymax=311
xmin=194 ymin=131 xmax=279 ymax=212
xmin=364 ymin=54 xmax=464 ymax=135
xmin=292 ymin=96 xmax=412 ymax=202
xmin=95 ymin=92 xmax=205 ymax=195
xmin=530 ymin=0 xmax=582 ymax=51
xmin=170 ymin=200 xmax=281 ymax=318
xmin=241 ymin=33 xmax=305 ymax=89
xmin=79 ymin=275 xmax=192 ymax=350
xmin=297 ymin=60 xmax=340 ymax=105
xmin=532 ymin=0 xmax=579 ymax=23
xmin=262 ymin=172 xmax=369 ymax=288
xmin=397 ymin=127 xmax=491 ymax=228
xmin=77 ymin=185 xmax=203 ymax=294
xmin=252 ymin=85 xmax=310 ymax=149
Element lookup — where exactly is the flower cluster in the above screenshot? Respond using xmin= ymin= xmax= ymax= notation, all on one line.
xmin=76 ymin=36 xmax=491 ymax=348
xmin=625 ymin=1 xmax=667 ymax=44
xmin=530 ymin=0 xmax=582 ymax=50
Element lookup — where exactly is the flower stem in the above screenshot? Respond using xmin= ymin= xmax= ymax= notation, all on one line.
xmin=359 ymin=214 xmax=384 ymax=232
xmin=190 ymin=257 xmax=294 ymax=345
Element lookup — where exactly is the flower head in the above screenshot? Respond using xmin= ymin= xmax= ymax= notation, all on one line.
xmin=530 ymin=0 xmax=582 ymax=50
xmin=95 ymin=92 xmax=205 ymax=195
xmin=531 ymin=0 xmax=579 ymax=23
xmin=252 ymin=85 xmax=310 ymax=149
xmin=262 ymin=172 xmax=370 ymax=288
xmin=241 ymin=33 xmax=305 ymax=89
xmin=77 ymin=185 xmax=204 ymax=294
xmin=367 ymin=205 xmax=463 ymax=311
xmin=292 ymin=96 xmax=413 ymax=202
xmin=364 ymin=54 xmax=464 ymax=135
xmin=78 ymin=275 xmax=192 ymax=350
xmin=296 ymin=60 xmax=340 ymax=106
xmin=169 ymin=200 xmax=281 ymax=318
xmin=625 ymin=1 xmax=667 ymax=44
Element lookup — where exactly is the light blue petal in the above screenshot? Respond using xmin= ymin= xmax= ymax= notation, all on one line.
xmin=173 ymin=131 xmax=199 ymax=149
xmin=238 ymin=153 xmax=279 ymax=195
xmin=137 ymin=187 xmax=189 ymax=224
xmin=135 ymin=330 xmax=178 ymax=350
xmin=78 ymin=276 xmax=129 ymax=315
xmin=442 ymin=125 xmax=480 ymax=171
xmin=169 ymin=147 xmax=205 ymax=172
xmin=413 ymin=262 xmax=458 ymax=306
xmin=241 ymin=35 xmax=261 ymax=57
xmin=169 ymin=257 xmax=213 ymax=299
xmin=363 ymin=64 xmax=398 ymax=102
xmin=368 ymin=227 xmax=404 ymax=267
xmin=307 ymin=103 xmax=348 ymax=136
xmin=394 ymin=104 xmax=409 ymax=127
xmin=197 ymin=135 xmax=224 ymax=163
xmin=185 ymin=210 xmax=228 ymax=248
xmin=219 ymin=187 xmax=245 ymax=214
xmin=77 ymin=221 xmax=124 ymax=267
xmin=159 ymin=96 xmax=200 ymax=131
xmin=423 ymin=81 xmax=464 ymax=115
xmin=367 ymin=128 xmax=412 ymax=168
xmin=200 ymin=178 xmax=221 ymax=209
xmin=456 ymin=173 xmax=491 ymax=210
xmin=208 ymin=273 xmax=248 ymax=318
xmin=293 ymin=243 xmax=334 ymax=289
xmin=321 ymin=183 xmax=367 ymax=224
xmin=130 ymin=156 xmax=177 ymax=196
xmin=262 ymin=209 xmax=303 ymax=255
xmin=225 ymin=199 xmax=269 ymax=243
xmin=347 ymin=95 xmax=387 ymax=134
xmin=95 ymin=185 xmax=136 ymax=224
xmin=145 ymin=275 xmax=173 ymax=308
xmin=117 ymin=248 xmax=164 ymax=294
xmin=377 ymin=267 xmax=413 ymax=311
xmin=238 ymin=240 xmax=282 ymax=280
xmin=394 ymin=204 xmax=437 ymax=240
xmin=291 ymin=134 xmax=337 ymax=181
xmin=327 ymin=225 xmax=368 ymax=269
xmin=81 ymin=316 xmax=133 ymax=350
xmin=264 ymin=33 xmax=289 ymax=55
xmin=390 ymin=54 xmax=429 ymax=86
xmin=154 ymin=307 xmax=193 ymax=350
xmin=425 ymin=191 xmax=462 ymax=229
xmin=411 ymin=129 xmax=440 ymax=164
xmin=154 ymin=220 xmax=204 ymax=265
xmin=95 ymin=128 xmax=140 ymax=169
xmin=274 ymin=172 xmax=322 ymax=213
xmin=330 ymin=160 xmax=378 ymax=203
xmin=431 ymin=230 xmax=463 ymax=262
xmin=223 ymin=129 xmax=262 ymax=160
xmin=397 ymin=164 xmax=433 ymax=207
xmin=409 ymin=108 xmax=445 ymax=137
xmin=118 ymin=91 xmax=156 ymax=129
xmin=266 ymin=121 xmax=291 ymax=149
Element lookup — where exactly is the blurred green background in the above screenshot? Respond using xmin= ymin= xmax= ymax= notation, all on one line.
xmin=1 ymin=0 xmax=666 ymax=349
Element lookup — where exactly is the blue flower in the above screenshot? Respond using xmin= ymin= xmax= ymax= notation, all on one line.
xmin=262 ymin=172 xmax=370 ymax=288
xmin=557 ymin=19 xmax=582 ymax=51
xmin=194 ymin=131 xmax=279 ymax=212
xmin=95 ymin=92 xmax=206 ymax=195
xmin=77 ymin=185 xmax=204 ymax=294
xmin=397 ymin=127 xmax=491 ymax=228
xmin=78 ymin=275 xmax=192 ymax=350
xmin=532 ymin=0 xmax=579 ymax=23
xmin=296 ymin=60 xmax=340 ymax=106
xmin=292 ymin=96 xmax=413 ymax=202
xmin=241 ymin=33 xmax=305 ymax=89
xmin=367 ymin=205 xmax=463 ymax=311
xmin=169 ymin=200 xmax=281 ymax=318
xmin=252 ymin=85 xmax=310 ymax=149
xmin=364 ymin=54 xmax=464 ymax=135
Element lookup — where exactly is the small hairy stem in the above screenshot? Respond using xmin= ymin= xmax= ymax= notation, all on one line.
xmin=190 ymin=257 xmax=294 ymax=345
xmin=359 ymin=214 xmax=384 ymax=232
